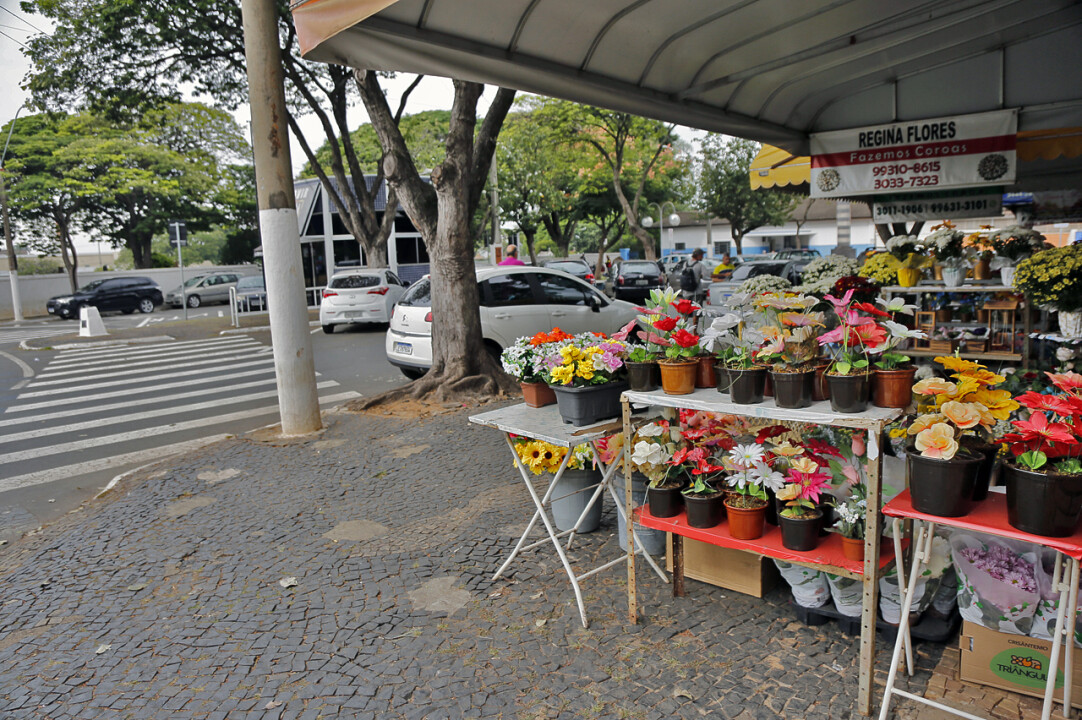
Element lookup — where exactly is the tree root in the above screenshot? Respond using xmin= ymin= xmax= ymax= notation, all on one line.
xmin=349 ymin=369 xmax=519 ymax=411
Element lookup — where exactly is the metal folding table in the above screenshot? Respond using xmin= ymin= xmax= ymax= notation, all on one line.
xmin=469 ymin=403 xmax=668 ymax=628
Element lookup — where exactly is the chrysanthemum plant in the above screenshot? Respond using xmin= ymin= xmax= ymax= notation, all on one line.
xmin=752 ymin=292 xmax=825 ymax=371
xmin=925 ymin=221 xmax=967 ymax=267
xmin=999 ymin=371 xmax=1082 ymax=474
xmin=886 ymin=234 xmax=929 ymax=269
xmin=908 ymin=355 xmax=1020 ymax=460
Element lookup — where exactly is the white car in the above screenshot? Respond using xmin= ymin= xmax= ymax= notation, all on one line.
xmin=320 ymin=268 xmax=409 ymax=333
xmin=386 ymin=265 xmax=640 ymax=379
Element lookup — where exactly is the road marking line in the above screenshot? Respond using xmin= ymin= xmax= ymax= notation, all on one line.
xmin=137 ymin=317 xmax=152 ymax=328
xmin=0 ymin=391 xmax=360 ymax=467
xmin=53 ymin=335 xmax=256 ymax=362
xmin=0 ymin=349 xmax=34 ymax=378
xmin=0 ymin=377 xmax=281 ymax=426
xmin=310 ymin=327 xmax=320 ymax=334
xmin=4 ymin=366 xmax=277 ymax=411
xmin=14 ymin=358 xmax=276 ymax=398
xmin=37 ymin=344 xmax=268 ymax=378
xmin=44 ymin=338 xmax=259 ymax=370
xmin=0 ymin=435 xmax=232 ymax=494
xmin=0 ymin=381 xmax=341 ymax=443
xmin=29 ymin=348 xmax=274 ymax=387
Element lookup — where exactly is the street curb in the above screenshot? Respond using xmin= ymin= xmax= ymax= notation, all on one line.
xmin=21 ymin=335 xmax=176 ymax=351
xmin=95 ymin=434 xmax=233 ymax=499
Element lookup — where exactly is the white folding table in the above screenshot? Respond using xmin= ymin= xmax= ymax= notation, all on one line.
xmin=469 ymin=403 xmax=668 ymax=628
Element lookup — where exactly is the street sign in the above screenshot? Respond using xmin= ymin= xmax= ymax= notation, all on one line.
xmin=168 ymin=222 xmax=188 ymax=247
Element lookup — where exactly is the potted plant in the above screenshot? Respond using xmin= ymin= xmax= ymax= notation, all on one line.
xmin=998 ymin=371 xmax=1082 ymax=537
xmin=625 ymin=421 xmax=681 ymax=550
xmin=701 ymin=312 xmax=744 ymax=395
xmin=512 ymin=437 xmax=603 ymax=533
xmin=654 ymin=298 xmax=702 ymax=395
xmin=680 ymin=452 xmax=727 ymax=529
xmin=722 ymin=443 xmax=780 ymax=540
xmin=775 ymin=456 xmax=831 ymax=551
xmin=886 ymin=235 xmax=929 ymax=287
xmin=926 ymin=222 xmax=969 ymax=287
xmin=501 ymin=328 xmax=573 ymax=407
xmin=870 ymin=296 xmax=926 ymax=408
xmin=987 ymin=225 xmax=1045 ymax=287
xmin=539 ymin=332 xmax=630 ymax=426
xmin=1014 ymin=244 xmax=1082 ymax=337
xmin=833 ymin=486 xmax=868 ymax=562
xmin=818 ymin=289 xmax=883 ymax=413
xmin=709 ymin=294 xmax=770 ymax=403
xmin=753 ymin=291 xmax=825 ymax=408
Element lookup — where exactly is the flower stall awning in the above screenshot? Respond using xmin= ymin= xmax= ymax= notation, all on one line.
xmin=749 ymin=145 xmax=810 ymax=191
xmin=292 ymin=0 xmax=1082 ymax=175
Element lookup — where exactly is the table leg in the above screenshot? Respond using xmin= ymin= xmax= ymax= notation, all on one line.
xmin=623 ymin=400 xmax=638 ymax=625
xmin=890 ymin=519 xmax=914 ymax=676
xmin=1065 ymin=558 xmax=1079 ymax=717
xmin=1043 ymin=554 xmax=1080 ymax=720
xmin=605 ymin=480 xmax=668 ymax=583
xmin=673 ymin=534 xmax=685 ymax=598
xmin=859 ymin=434 xmax=884 ymax=717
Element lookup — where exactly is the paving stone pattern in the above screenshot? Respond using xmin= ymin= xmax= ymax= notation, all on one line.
xmin=0 ymin=404 xmax=959 ymax=719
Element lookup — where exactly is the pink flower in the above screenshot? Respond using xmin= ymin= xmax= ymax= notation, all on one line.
xmin=824 ymin=289 xmax=854 ymax=311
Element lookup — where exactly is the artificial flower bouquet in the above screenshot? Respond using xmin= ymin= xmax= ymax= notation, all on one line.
xmin=776 ymin=456 xmax=831 ymax=519
xmin=537 ymin=332 xmax=629 ymax=387
xmin=999 ymin=371 xmax=1082 ymax=475
xmin=510 ymin=436 xmax=594 ymax=475
xmin=722 ymin=443 xmax=782 ymax=508
xmin=501 ymin=327 xmax=574 ymax=383
xmin=629 ymin=420 xmax=679 ymax=488
xmin=752 ymin=291 xmax=824 ymax=370
xmin=651 ymin=298 xmax=702 ymax=361
xmin=925 ymin=221 xmax=967 ymax=267
xmin=818 ymin=288 xmax=886 ymax=376
xmin=833 ymin=485 xmax=868 ymax=540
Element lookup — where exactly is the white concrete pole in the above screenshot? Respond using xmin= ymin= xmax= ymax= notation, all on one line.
xmin=0 ymin=166 xmax=23 ymax=323
xmin=240 ymin=0 xmax=321 ymax=435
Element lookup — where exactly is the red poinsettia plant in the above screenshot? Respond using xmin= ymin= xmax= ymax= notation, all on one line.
xmin=1000 ymin=371 xmax=1082 ymax=474
xmin=655 ymin=299 xmax=701 ymax=361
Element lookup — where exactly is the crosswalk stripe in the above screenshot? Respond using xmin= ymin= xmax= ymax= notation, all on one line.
xmin=0 ymin=377 xmax=279 ymax=426
xmin=36 ymin=344 xmax=269 ymax=379
xmin=0 ymin=381 xmax=341 ymax=444
xmin=51 ymin=336 xmax=256 ymax=363
xmin=0 ymin=391 xmax=360 ymax=466
xmin=4 ymin=366 xmax=276 ymax=411
xmin=46 ymin=336 xmax=257 ymax=368
xmin=0 ymin=328 xmax=73 ymax=344
xmin=17 ymin=357 xmax=275 ymax=397
xmin=0 ymin=435 xmax=233 ymax=493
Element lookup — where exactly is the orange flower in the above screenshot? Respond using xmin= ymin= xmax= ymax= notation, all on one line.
xmin=941 ymin=400 xmax=982 ymax=430
xmin=935 ymin=356 xmax=984 ymax=374
xmin=913 ymin=378 xmax=955 ymax=396
xmin=968 ymin=388 xmax=1020 ymax=421
xmin=958 ymin=369 xmax=1006 ymax=386
xmin=908 ymin=413 xmax=946 ymax=436
xmin=915 ymin=422 xmax=959 ymax=460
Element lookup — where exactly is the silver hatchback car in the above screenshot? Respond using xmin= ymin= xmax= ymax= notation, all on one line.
xmin=165 ymin=272 xmax=244 ymax=308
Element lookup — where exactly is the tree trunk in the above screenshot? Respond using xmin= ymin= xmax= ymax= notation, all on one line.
xmin=522 ymin=228 xmax=538 ymax=265
xmin=57 ymin=221 xmax=78 ymax=293
xmin=732 ymin=231 xmax=744 ymax=254
xmin=130 ymin=235 xmax=153 ymax=269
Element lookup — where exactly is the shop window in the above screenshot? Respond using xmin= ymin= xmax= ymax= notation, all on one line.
xmin=396 ymin=236 xmax=429 ymax=265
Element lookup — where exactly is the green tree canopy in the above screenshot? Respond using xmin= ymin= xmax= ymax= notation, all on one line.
xmin=301 ymin=110 xmax=451 ymax=179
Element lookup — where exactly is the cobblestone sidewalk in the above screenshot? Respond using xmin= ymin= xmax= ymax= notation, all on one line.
xmin=0 ymin=403 xmax=1027 ymax=719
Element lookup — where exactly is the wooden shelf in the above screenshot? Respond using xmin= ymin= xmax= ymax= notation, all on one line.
xmin=881 ymin=284 xmax=1014 ymax=293
xmin=636 ymin=507 xmax=900 ymax=580
xmin=907 ymin=349 xmax=1021 ymax=361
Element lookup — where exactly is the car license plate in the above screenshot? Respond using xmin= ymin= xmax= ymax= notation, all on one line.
xmin=346 ymin=311 xmax=364 ymax=318
xmin=393 ymin=341 xmax=413 ymax=356
xmin=634 ymin=279 xmax=648 ymax=286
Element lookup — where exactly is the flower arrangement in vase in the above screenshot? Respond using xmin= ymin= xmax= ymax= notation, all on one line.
xmin=776 ymin=457 xmax=832 ymax=551
xmin=753 ymin=291 xmax=825 ymax=408
xmin=502 ymin=328 xmax=573 ymax=407
xmin=538 ymin=332 xmax=629 ymax=426
xmin=906 ymin=356 xmax=1019 ymax=516
xmin=722 ymin=443 xmax=783 ymax=540
xmin=511 ymin=437 xmax=603 ymax=532
xmin=998 ymin=371 xmax=1082 ymax=536
xmin=925 ymin=221 xmax=968 ymax=287
xmin=986 ymin=225 xmax=1046 ymax=286
xmin=1014 ymin=244 xmax=1082 ymax=337
xmin=886 ymin=235 xmax=929 ymax=286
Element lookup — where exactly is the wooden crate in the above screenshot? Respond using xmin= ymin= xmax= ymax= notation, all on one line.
xmin=665 ymin=535 xmax=780 ymax=598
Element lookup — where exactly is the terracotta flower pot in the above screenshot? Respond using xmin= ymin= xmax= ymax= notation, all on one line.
xmin=695 ymin=355 xmax=717 ymax=388
xmin=1004 ymin=463 xmax=1082 ymax=537
xmin=658 ymin=360 xmax=697 ymax=395
xmin=724 ymin=498 xmax=767 ymax=540
xmin=521 ymin=381 xmax=557 ymax=408
xmin=873 ymin=367 xmax=916 ymax=408
xmin=625 ymin=360 xmax=660 ymax=392
xmin=897 ymin=267 xmax=922 ymax=287
xmin=841 ymin=536 xmax=865 ymax=562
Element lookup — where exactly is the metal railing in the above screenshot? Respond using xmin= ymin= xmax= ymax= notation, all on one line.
xmin=229 ymin=285 xmax=323 ymax=327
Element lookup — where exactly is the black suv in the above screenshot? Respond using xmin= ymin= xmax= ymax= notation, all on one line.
xmin=47 ymin=277 xmax=164 ymax=319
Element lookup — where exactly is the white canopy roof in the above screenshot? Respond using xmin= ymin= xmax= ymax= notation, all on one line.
xmin=293 ymin=0 xmax=1082 ymax=159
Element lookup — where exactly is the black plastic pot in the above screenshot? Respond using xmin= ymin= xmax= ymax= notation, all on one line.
xmin=647 ymin=484 xmax=685 ymax=518
xmin=827 ymin=373 xmax=871 ymax=414
xmin=550 ymin=381 xmax=628 ymax=426
xmin=1004 ymin=463 xmax=1082 ymax=537
xmin=907 ymin=451 xmax=982 ymax=518
xmin=714 ymin=364 xmax=732 ymax=395
xmin=729 ymin=367 xmax=766 ymax=404
xmin=960 ymin=438 xmax=1000 ymax=501
xmin=683 ymin=492 xmax=726 ymax=529
xmin=779 ymin=510 xmax=823 ymax=551
xmin=771 ymin=370 xmax=815 ymax=409
xmin=626 ymin=361 xmax=660 ymax=392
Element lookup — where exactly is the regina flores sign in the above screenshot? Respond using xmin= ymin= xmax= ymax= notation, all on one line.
xmin=810 ymin=110 xmax=1017 ymax=198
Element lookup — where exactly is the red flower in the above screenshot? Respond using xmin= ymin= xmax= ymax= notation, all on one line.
xmin=1047 ymin=371 xmax=1082 ymax=393
xmin=1016 ymin=391 xmax=1060 ymax=413
xmin=671 ymin=328 xmax=700 ymax=348
xmin=850 ymin=323 xmax=888 ymax=347
xmin=654 ymin=316 xmax=678 ymax=332
xmin=1011 ymin=411 xmax=1078 ymax=446
xmin=671 ymin=299 xmax=699 ymax=316
xmin=804 ymin=438 xmax=843 ymax=458
xmin=854 ymin=301 xmax=891 ymax=318
xmin=755 ymin=425 xmax=789 ymax=443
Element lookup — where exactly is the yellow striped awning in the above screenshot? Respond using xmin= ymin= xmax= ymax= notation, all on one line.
xmin=748 ymin=145 xmax=810 ymax=190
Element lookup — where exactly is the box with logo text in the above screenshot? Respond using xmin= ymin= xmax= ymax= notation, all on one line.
xmin=960 ymin=621 xmax=1082 ymax=709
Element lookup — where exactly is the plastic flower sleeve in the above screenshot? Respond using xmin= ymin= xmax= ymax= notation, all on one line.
xmin=825 ymin=574 xmax=863 ymax=618
xmin=773 ymin=560 xmax=830 ymax=609
xmin=950 ymin=533 xmax=1039 ymax=636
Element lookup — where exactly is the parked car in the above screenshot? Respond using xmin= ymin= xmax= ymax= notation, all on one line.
xmin=702 ymin=259 xmax=802 ymax=313
xmin=385 ymin=266 xmax=639 ymax=379
xmin=47 ymin=277 xmax=163 ymax=319
xmin=604 ymin=259 xmax=668 ymax=301
xmin=662 ymin=254 xmax=691 ymax=289
xmin=165 ymin=272 xmax=245 ymax=308
xmin=320 ymin=268 xmax=408 ymax=333
xmin=541 ymin=258 xmax=598 ymax=286
xmin=770 ymin=248 xmax=821 ymax=261
xmin=234 ymin=274 xmax=267 ymax=313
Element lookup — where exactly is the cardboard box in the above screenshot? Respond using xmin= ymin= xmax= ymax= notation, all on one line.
xmin=960 ymin=621 xmax=1082 ymax=709
xmin=665 ymin=535 xmax=779 ymax=598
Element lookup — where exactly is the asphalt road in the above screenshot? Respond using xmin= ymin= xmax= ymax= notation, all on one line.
xmin=0 ymin=307 xmax=408 ymax=536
